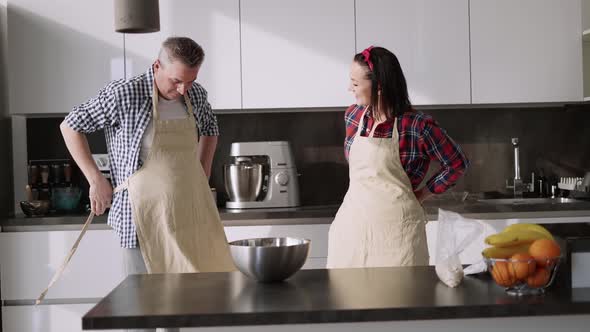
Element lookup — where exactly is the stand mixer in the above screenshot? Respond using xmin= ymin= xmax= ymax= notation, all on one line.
xmin=224 ymin=141 xmax=300 ymax=209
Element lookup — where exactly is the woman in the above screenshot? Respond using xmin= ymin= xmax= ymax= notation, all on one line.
xmin=327 ymin=46 xmax=469 ymax=268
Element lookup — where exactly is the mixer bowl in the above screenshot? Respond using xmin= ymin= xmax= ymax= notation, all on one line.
xmin=224 ymin=163 xmax=263 ymax=202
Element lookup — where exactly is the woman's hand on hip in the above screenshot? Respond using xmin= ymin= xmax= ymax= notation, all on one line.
xmin=89 ymin=173 xmax=113 ymax=215
xmin=414 ymin=187 xmax=433 ymax=203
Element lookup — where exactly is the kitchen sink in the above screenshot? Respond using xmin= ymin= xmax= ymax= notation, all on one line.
xmin=477 ymin=197 xmax=582 ymax=205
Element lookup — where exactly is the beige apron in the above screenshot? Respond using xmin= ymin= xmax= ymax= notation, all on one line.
xmin=115 ymin=83 xmax=235 ymax=274
xmin=327 ymin=107 xmax=429 ymax=268
xmin=36 ymin=84 xmax=234 ymax=304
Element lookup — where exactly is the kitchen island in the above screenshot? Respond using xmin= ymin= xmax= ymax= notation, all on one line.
xmin=82 ymin=266 xmax=590 ymax=331
xmin=4 ymin=199 xmax=590 ymax=332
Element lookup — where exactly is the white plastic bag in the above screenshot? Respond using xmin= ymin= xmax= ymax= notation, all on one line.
xmin=434 ymin=209 xmax=484 ymax=287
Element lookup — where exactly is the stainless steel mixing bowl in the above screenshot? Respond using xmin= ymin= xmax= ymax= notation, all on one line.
xmin=224 ymin=163 xmax=263 ymax=202
xmin=229 ymin=237 xmax=311 ymax=282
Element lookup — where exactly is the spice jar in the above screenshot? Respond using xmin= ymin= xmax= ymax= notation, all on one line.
xmin=28 ymin=165 xmax=39 ymax=184
xmin=63 ymin=163 xmax=72 ymax=183
xmin=51 ymin=164 xmax=62 ymax=184
xmin=40 ymin=165 xmax=50 ymax=184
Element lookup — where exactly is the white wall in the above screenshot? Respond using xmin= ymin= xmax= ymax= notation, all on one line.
xmin=584 ymin=0 xmax=590 ymax=98
xmin=6 ymin=0 xmax=124 ymax=114
xmin=0 ymin=0 xmax=12 ymax=218
xmin=1 ymin=1 xmax=10 ymax=331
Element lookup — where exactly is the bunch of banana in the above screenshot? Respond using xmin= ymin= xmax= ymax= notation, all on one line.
xmin=482 ymin=224 xmax=553 ymax=258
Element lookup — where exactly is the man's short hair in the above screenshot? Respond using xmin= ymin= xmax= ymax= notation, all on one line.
xmin=158 ymin=37 xmax=204 ymax=68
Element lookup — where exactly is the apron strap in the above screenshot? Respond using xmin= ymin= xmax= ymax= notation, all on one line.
xmin=36 ymin=212 xmax=95 ymax=305
xmin=358 ymin=106 xmax=371 ymax=137
xmin=152 ymin=81 xmax=160 ymax=121
xmin=360 ymin=106 xmax=397 ymax=138
xmin=153 ymin=80 xmax=198 ymax=138
xmin=183 ymin=92 xmax=199 ymax=141
xmin=114 ymin=179 xmax=129 ymax=193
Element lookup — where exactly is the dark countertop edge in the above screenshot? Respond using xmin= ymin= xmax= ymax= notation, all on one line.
xmin=454 ymin=210 xmax=590 ymax=220
xmin=3 ymin=207 xmax=590 ymax=232
xmin=82 ymin=304 xmax=590 ymax=329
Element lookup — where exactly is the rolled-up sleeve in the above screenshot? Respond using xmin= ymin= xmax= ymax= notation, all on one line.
xmin=190 ymin=84 xmax=219 ymax=136
xmin=421 ymin=118 xmax=470 ymax=194
xmin=64 ymin=83 xmax=119 ymax=133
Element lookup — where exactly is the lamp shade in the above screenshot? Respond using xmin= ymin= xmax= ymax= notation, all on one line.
xmin=114 ymin=0 xmax=160 ymax=33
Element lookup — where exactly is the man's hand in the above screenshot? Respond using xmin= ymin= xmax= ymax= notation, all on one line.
xmin=198 ymin=135 xmax=218 ymax=179
xmin=60 ymin=121 xmax=112 ymax=215
xmin=89 ymin=174 xmax=112 ymax=215
xmin=414 ymin=187 xmax=434 ymax=204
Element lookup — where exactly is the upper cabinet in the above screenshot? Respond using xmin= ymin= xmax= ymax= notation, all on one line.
xmin=356 ymin=0 xmax=471 ymax=105
xmin=470 ymin=0 xmax=583 ymax=104
xmin=582 ymin=0 xmax=590 ymax=100
xmin=124 ymin=0 xmax=241 ymax=110
xmin=240 ymin=0 xmax=355 ymax=109
xmin=5 ymin=0 xmax=585 ymax=114
xmin=7 ymin=0 xmax=123 ymax=114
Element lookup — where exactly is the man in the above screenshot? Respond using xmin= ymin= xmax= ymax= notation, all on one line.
xmin=61 ymin=37 xmax=235 ymax=330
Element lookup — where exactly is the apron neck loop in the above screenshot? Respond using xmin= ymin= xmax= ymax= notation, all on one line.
xmin=359 ymin=106 xmax=371 ymax=137
xmin=152 ymin=81 xmax=161 ymax=121
xmin=152 ymin=81 xmax=194 ymax=121
xmin=358 ymin=106 xmax=398 ymax=138
xmin=183 ymin=93 xmax=193 ymax=119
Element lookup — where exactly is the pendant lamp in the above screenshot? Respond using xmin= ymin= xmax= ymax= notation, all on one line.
xmin=114 ymin=0 xmax=160 ymax=33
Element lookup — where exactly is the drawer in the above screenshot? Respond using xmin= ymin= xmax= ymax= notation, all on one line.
xmin=0 ymin=230 xmax=126 ymax=300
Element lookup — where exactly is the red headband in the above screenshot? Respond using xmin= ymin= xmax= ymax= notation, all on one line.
xmin=361 ymin=46 xmax=374 ymax=71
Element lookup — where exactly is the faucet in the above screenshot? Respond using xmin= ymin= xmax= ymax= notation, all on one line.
xmin=506 ymin=138 xmax=532 ymax=198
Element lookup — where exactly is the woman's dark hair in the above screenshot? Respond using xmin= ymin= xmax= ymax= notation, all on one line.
xmin=354 ymin=47 xmax=412 ymax=119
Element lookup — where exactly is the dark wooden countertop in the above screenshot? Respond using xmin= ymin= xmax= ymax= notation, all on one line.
xmin=82 ymin=266 xmax=590 ymax=330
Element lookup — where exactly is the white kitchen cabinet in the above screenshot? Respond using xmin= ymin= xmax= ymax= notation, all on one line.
xmin=0 ymin=230 xmax=125 ymax=300
xmin=355 ymin=0 xmax=471 ymax=105
xmin=124 ymin=0 xmax=242 ymax=110
xmin=582 ymin=0 xmax=590 ymax=99
xmin=2 ymin=303 xmax=121 ymax=332
xmin=584 ymin=0 xmax=590 ymax=32
xmin=470 ymin=0 xmax=583 ymax=103
xmin=7 ymin=0 xmax=123 ymax=114
xmin=583 ymin=42 xmax=590 ymax=100
xmin=572 ymin=252 xmax=590 ymax=288
xmin=240 ymin=0 xmax=355 ymax=109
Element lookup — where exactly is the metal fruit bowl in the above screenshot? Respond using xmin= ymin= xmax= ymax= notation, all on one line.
xmin=229 ymin=237 xmax=310 ymax=282
xmin=484 ymin=256 xmax=561 ymax=296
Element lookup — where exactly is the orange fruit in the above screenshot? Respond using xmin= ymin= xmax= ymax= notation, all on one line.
xmin=492 ymin=261 xmax=516 ymax=287
xmin=490 ymin=265 xmax=507 ymax=286
xmin=526 ymin=267 xmax=551 ymax=288
xmin=529 ymin=239 xmax=561 ymax=267
xmin=490 ymin=265 xmax=501 ymax=283
xmin=509 ymin=253 xmax=536 ymax=280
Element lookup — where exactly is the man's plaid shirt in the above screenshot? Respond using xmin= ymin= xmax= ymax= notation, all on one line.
xmin=65 ymin=66 xmax=219 ymax=248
